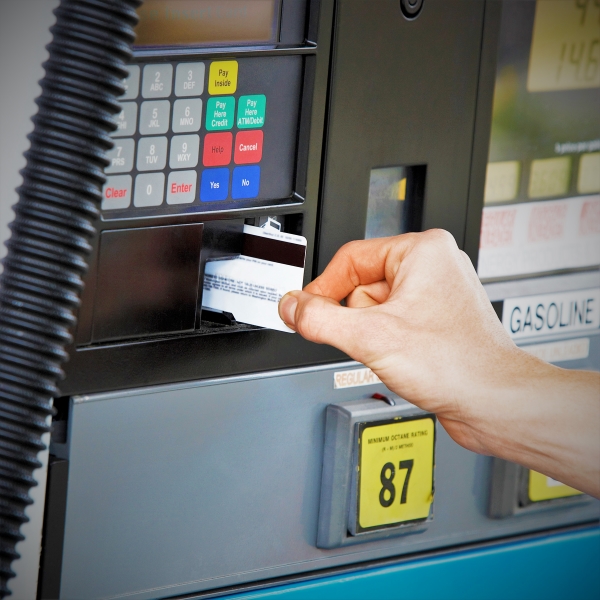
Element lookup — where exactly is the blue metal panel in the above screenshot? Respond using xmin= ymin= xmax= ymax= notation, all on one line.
xmin=225 ymin=527 xmax=600 ymax=600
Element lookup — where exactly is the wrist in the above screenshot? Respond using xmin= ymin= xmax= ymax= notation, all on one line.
xmin=461 ymin=345 xmax=555 ymax=457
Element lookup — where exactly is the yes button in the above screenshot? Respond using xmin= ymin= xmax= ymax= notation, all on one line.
xmin=201 ymin=168 xmax=229 ymax=202
xmin=234 ymin=130 xmax=263 ymax=165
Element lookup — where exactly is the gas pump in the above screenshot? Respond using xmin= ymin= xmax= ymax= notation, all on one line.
xmin=1 ymin=1 xmax=598 ymax=599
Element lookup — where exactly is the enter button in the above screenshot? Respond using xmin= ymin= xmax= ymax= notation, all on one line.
xmin=234 ymin=130 xmax=263 ymax=165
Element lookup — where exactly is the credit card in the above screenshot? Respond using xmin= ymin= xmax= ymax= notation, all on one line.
xmin=202 ymin=223 xmax=306 ymax=333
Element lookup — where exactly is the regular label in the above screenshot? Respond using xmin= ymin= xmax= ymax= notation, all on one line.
xmin=333 ymin=367 xmax=381 ymax=389
xmin=357 ymin=417 xmax=435 ymax=531
xmin=502 ymin=288 xmax=600 ymax=340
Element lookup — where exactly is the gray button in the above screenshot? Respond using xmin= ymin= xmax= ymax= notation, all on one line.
xmin=142 ymin=64 xmax=173 ymax=98
xmin=172 ymin=99 xmax=202 ymax=133
xmin=112 ymin=102 xmax=137 ymax=137
xmin=169 ymin=135 xmax=200 ymax=170
xmin=136 ymin=137 xmax=168 ymax=172
xmin=105 ymin=139 xmax=135 ymax=174
xmin=121 ymin=65 xmax=140 ymax=100
xmin=102 ymin=175 xmax=132 ymax=210
xmin=167 ymin=170 xmax=197 ymax=205
xmin=134 ymin=173 xmax=165 ymax=207
xmin=175 ymin=62 xmax=205 ymax=97
xmin=139 ymin=100 xmax=171 ymax=135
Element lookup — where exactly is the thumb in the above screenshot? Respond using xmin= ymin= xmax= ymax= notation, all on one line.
xmin=279 ymin=290 xmax=368 ymax=355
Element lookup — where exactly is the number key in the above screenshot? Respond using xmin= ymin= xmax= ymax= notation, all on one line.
xmin=175 ymin=62 xmax=205 ymax=97
xmin=137 ymin=137 xmax=168 ymax=172
xmin=111 ymin=102 xmax=138 ymax=138
xmin=139 ymin=101 xmax=171 ymax=135
xmin=105 ymin=139 xmax=135 ymax=174
xmin=142 ymin=64 xmax=173 ymax=99
xmin=172 ymin=99 xmax=203 ymax=133
xmin=169 ymin=135 xmax=200 ymax=169
xmin=134 ymin=173 xmax=165 ymax=207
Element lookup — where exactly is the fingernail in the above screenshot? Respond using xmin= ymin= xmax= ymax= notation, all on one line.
xmin=279 ymin=293 xmax=298 ymax=328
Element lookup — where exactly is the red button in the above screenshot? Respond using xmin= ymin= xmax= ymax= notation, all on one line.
xmin=203 ymin=132 xmax=232 ymax=166
xmin=234 ymin=130 xmax=263 ymax=165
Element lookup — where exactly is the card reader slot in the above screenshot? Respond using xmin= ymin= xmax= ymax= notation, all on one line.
xmin=197 ymin=214 xmax=305 ymax=330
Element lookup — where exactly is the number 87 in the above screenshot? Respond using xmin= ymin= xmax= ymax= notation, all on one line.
xmin=379 ymin=460 xmax=414 ymax=507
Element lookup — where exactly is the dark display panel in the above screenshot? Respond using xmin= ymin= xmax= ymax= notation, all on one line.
xmin=135 ymin=0 xmax=280 ymax=47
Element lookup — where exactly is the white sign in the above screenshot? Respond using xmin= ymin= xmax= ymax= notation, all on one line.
xmin=478 ymin=194 xmax=600 ymax=279
xmin=333 ymin=367 xmax=381 ymax=389
xmin=503 ymin=289 xmax=600 ymax=340
xmin=521 ymin=338 xmax=590 ymax=363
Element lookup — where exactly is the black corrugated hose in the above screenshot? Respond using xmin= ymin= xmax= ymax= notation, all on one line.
xmin=0 ymin=0 xmax=141 ymax=595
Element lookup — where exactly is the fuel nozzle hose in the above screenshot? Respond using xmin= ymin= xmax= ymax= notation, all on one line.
xmin=0 ymin=1 xmax=140 ymax=594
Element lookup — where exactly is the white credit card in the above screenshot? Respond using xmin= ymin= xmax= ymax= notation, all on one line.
xmin=202 ymin=224 xmax=307 ymax=333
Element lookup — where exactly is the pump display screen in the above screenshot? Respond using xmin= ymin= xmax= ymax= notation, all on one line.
xmin=478 ymin=0 xmax=600 ymax=281
xmin=135 ymin=0 xmax=280 ymax=47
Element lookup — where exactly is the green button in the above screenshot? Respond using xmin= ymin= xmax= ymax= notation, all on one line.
xmin=236 ymin=95 xmax=266 ymax=129
xmin=205 ymin=96 xmax=235 ymax=131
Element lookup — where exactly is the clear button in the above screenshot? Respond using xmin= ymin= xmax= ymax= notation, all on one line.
xmin=102 ymin=175 xmax=132 ymax=210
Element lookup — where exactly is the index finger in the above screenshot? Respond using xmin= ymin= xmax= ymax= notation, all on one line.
xmin=305 ymin=234 xmax=417 ymax=301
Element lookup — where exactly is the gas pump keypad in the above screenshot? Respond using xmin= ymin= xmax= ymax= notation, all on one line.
xmin=102 ymin=56 xmax=302 ymax=218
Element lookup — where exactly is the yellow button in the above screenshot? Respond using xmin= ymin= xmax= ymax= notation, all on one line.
xmin=208 ymin=61 xmax=238 ymax=95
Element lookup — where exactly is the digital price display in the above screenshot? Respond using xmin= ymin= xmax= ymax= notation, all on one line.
xmin=355 ymin=416 xmax=435 ymax=533
xmin=528 ymin=0 xmax=600 ymax=92
xmin=135 ymin=0 xmax=280 ymax=47
xmin=528 ymin=469 xmax=583 ymax=503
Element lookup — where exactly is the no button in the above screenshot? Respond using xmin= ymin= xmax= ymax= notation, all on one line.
xmin=232 ymin=166 xmax=260 ymax=199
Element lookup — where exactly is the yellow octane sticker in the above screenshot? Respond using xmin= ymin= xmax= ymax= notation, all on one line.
xmin=528 ymin=470 xmax=583 ymax=503
xmin=358 ymin=417 xmax=435 ymax=530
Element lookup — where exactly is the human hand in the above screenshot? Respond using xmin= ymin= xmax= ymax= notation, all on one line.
xmin=278 ymin=230 xmax=534 ymax=455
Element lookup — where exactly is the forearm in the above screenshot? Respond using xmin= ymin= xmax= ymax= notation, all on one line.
xmin=281 ymin=232 xmax=600 ymax=498
xmin=466 ymin=350 xmax=600 ymax=498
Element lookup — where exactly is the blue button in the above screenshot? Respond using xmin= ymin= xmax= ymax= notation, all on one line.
xmin=200 ymin=168 xmax=229 ymax=201
xmin=232 ymin=166 xmax=260 ymax=199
